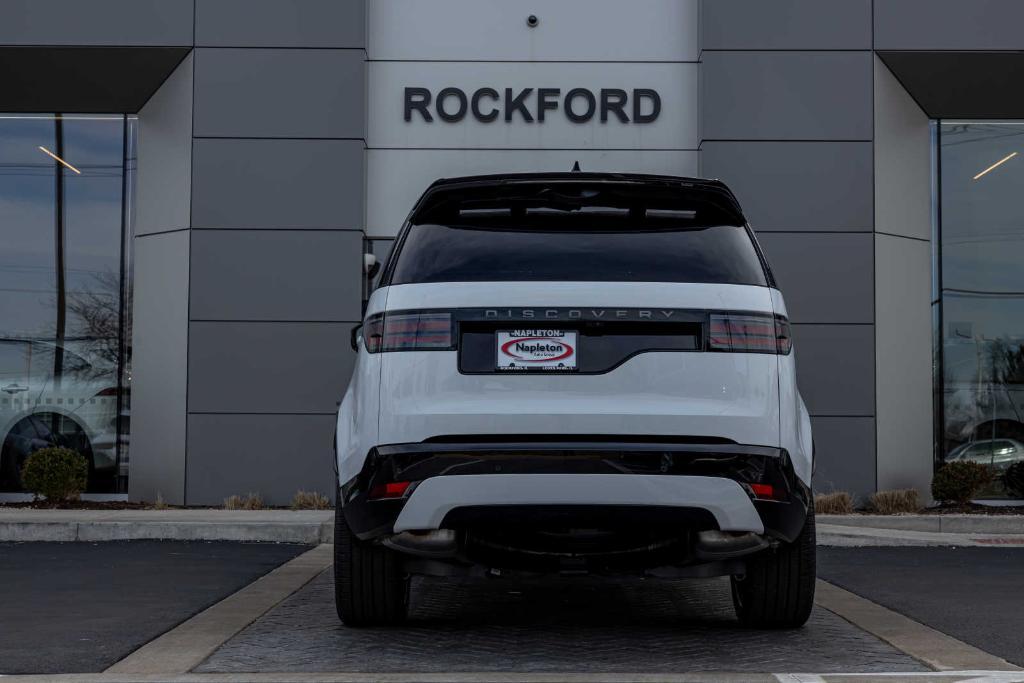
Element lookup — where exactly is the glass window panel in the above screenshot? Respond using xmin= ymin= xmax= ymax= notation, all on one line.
xmin=0 ymin=114 xmax=133 ymax=495
xmin=939 ymin=121 xmax=1024 ymax=498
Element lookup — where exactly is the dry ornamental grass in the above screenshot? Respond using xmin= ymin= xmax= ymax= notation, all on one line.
xmin=814 ymin=491 xmax=855 ymax=515
xmin=291 ymin=490 xmax=331 ymax=510
xmin=869 ymin=488 xmax=921 ymax=514
xmin=223 ymin=492 xmax=265 ymax=510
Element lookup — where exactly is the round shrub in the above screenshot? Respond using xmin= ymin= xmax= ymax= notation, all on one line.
xmin=1004 ymin=461 xmax=1024 ymax=498
xmin=931 ymin=461 xmax=994 ymax=506
xmin=21 ymin=446 xmax=88 ymax=502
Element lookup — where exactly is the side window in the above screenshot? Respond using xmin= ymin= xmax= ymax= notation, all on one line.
xmin=966 ymin=442 xmax=993 ymax=457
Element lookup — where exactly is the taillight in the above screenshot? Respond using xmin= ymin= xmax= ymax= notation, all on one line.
xmin=363 ymin=311 xmax=453 ymax=353
xmin=708 ymin=313 xmax=791 ymax=355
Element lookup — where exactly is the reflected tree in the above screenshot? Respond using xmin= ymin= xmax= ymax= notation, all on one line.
xmin=65 ymin=269 xmax=129 ymax=382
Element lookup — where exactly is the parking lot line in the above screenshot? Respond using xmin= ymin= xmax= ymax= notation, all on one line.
xmin=104 ymin=544 xmax=332 ymax=675
xmin=814 ymin=580 xmax=1021 ymax=673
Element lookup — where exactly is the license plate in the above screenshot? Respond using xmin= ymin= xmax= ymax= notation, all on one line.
xmin=496 ymin=329 xmax=577 ymax=371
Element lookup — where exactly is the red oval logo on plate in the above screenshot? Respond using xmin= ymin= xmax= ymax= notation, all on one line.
xmin=500 ymin=336 xmax=574 ymax=362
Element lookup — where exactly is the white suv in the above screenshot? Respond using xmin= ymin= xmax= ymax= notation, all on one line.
xmin=334 ymin=173 xmax=815 ymax=628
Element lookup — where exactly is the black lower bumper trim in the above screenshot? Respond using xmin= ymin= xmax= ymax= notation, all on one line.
xmin=340 ymin=440 xmax=810 ymax=544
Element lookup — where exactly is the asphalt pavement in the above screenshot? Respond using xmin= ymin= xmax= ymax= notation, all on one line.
xmin=0 ymin=540 xmax=310 ymax=674
xmin=818 ymin=546 xmax=1024 ymax=667
xmin=1 ymin=542 xmax=1021 ymax=676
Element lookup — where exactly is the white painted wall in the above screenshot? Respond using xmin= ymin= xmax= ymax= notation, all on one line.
xmin=366 ymin=0 xmax=700 ymax=236
xmin=367 ymin=0 xmax=699 ymax=62
xmin=873 ymin=56 xmax=934 ymax=498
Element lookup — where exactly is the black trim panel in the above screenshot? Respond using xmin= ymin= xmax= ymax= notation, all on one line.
xmin=341 ymin=440 xmax=809 ymax=545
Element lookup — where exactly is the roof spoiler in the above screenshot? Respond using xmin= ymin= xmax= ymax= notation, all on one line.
xmin=409 ymin=173 xmax=746 ymax=227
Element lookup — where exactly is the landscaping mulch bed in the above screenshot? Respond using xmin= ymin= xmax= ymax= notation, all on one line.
xmin=921 ymin=503 xmax=1024 ymax=515
xmin=0 ymin=500 xmax=172 ymax=510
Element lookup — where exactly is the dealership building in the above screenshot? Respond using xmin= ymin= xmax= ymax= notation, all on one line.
xmin=2 ymin=0 xmax=1023 ymax=504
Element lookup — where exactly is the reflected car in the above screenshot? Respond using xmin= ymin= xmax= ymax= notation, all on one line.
xmin=947 ymin=438 xmax=1024 ymax=471
xmin=0 ymin=339 xmax=123 ymax=492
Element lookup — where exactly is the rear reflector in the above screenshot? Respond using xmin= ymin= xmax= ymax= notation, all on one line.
xmin=708 ymin=313 xmax=792 ymax=355
xmin=368 ymin=481 xmax=412 ymax=500
xmin=364 ymin=311 xmax=453 ymax=353
xmin=749 ymin=483 xmax=786 ymax=501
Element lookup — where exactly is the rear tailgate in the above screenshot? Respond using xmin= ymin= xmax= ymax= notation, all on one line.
xmin=375 ymin=281 xmax=781 ymax=447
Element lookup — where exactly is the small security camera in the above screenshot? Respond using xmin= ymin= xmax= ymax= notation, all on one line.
xmin=526 ymin=14 xmax=539 ymax=27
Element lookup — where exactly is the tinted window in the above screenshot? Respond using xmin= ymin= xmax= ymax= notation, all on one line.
xmin=0 ymin=114 xmax=135 ymax=494
xmin=389 ymin=223 xmax=767 ymax=286
xmin=938 ymin=121 xmax=1024 ymax=498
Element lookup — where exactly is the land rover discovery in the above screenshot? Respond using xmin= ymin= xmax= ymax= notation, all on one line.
xmin=333 ymin=172 xmax=815 ymax=628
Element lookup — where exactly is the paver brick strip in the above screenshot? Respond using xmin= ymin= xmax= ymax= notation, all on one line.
xmin=197 ymin=571 xmax=926 ymax=674
xmin=105 ymin=544 xmax=332 ymax=674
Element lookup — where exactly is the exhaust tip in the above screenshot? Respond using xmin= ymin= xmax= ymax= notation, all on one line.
xmin=383 ymin=529 xmax=458 ymax=558
xmin=694 ymin=530 xmax=769 ymax=561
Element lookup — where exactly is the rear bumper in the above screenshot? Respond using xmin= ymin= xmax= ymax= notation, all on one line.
xmin=340 ymin=440 xmax=810 ymax=544
xmin=395 ymin=473 xmax=763 ymax=532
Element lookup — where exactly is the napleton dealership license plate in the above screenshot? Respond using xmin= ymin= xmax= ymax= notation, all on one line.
xmin=496 ymin=329 xmax=577 ymax=371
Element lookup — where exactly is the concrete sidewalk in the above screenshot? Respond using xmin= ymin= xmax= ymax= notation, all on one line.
xmin=1 ymin=509 xmax=1023 ymax=545
xmin=818 ymin=523 xmax=1024 ymax=547
xmin=819 ymin=513 xmax=1024 ymax=534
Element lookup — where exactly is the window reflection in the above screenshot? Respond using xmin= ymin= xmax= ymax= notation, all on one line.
xmin=0 ymin=114 xmax=134 ymax=494
xmin=940 ymin=122 xmax=1024 ymax=498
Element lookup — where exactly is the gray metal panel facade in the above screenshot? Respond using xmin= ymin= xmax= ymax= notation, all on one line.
xmin=186 ymin=414 xmax=339 ymax=505
xmin=193 ymin=48 xmax=365 ymax=138
xmin=791 ymin=325 xmax=875 ymax=417
xmin=190 ymin=139 xmax=365 ymax=230
xmin=700 ymin=142 xmax=873 ymax=231
xmin=873 ymin=0 xmax=1024 ymax=50
xmin=756 ymin=233 xmax=874 ymax=325
xmin=196 ymin=0 xmax=366 ymax=48
xmin=702 ymin=0 xmax=871 ymax=50
xmin=128 ymin=54 xmax=194 ymax=504
xmin=701 ymin=51 xmax=873 ymax=141
xmin=0 ymin=0 xmax=193 ymax=46
xmin=187 ymin=322 xmax=357 ymax=414
xmin=810 ymin=417 xmax=877 ymax=496
xmin=189 ymin=230 xmax=364 ymax=322
xmin=700 ymin=3 xmax=877 ymax=496
xmin=181 ymin=5 xmax=367 ymax=504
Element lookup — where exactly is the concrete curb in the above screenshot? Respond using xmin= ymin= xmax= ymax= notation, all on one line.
xmin=1 ymin=510 xmax=1021 ymax=545
xmin=814 ymin=580 xmax=1020 ymax=672
xmin=0 ymin=510 xmax=335 ymax=544
xmin=819 ymin=514 xmax=1024 ymax=535
xmin=818 ymin=524 xmax=1024 ymax=547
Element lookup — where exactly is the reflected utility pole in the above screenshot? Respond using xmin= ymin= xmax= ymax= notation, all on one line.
xmin=53 ymin=114 xmax=66 ymax=388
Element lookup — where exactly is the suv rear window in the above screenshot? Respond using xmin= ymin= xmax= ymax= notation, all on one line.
xmin=387 ymin=221 xmax=768 ymax=286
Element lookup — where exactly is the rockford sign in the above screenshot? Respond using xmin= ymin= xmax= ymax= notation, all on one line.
xmin=404 ymin=87 xmax=662 ymax=124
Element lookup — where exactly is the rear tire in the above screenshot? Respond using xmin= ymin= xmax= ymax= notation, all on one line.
xmin=730 ymin=505 xmax=816 ymax=628
xmin=333 ymin=492 xmax=408 ymax=626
